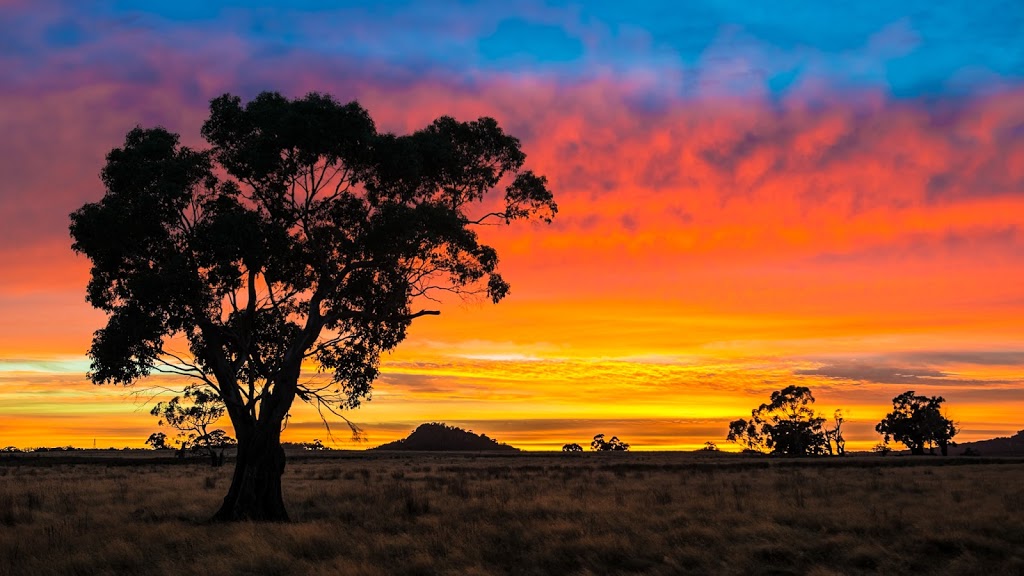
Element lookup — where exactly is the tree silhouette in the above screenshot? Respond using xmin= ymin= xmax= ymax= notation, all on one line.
xmin=726 ymin=418 xmax=762 ymax=453
xmin=145 ymin=431 xmax=169 ymax=450
xmin=562 ymin=443 xmax=583 ymax=453
xmin=727 ymin=386 xmax=828 ymax=456
xmin=875 ymin=391 xmax=958 ymax=455
xmin=824 ymin=409 xmax=846 ymax=456
xmin=69 ymin=91 xmax=556 ymax=521
xmin=591 ymin=434 xmax=630 ymax=451
xmin=151 ymin=385 xmax=235 ymax=466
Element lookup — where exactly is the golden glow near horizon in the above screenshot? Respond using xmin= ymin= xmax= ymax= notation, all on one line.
xmin=2 ymin=288 xmax=1022 ymax=451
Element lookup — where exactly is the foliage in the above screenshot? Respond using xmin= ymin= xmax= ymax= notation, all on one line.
xmin=69 ymin=91 xmax=554 ymax=519
xmin=562 ymin=443 xmax=583 ymax=453
xmin=591 ymin=434 xmax=630 ymax=452
xmin=151 ymin=385 xmax=235 ymax=465
xmin=701 ymin=441 xmax=719 ymax=452
xmin=145 ymin=432 xmax=169 ymax=450
xmin=875 ymin=391 xmax=958 ymax=455
xmin=726 ymin=419 xmax=762 ymax=453
xmin=727 ymin=385 xmax=828 ymax=456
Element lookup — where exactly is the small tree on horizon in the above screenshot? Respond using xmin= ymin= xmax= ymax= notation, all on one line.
xmin=875 ymin=391 xmax=958 ymax=455
xmin=145 ymin=431 xmax=169 ymax=450
xmin=591 ymin=434 xmax=630 ymax=452
xmin=151 ymin=385 xmax=235 ymax=466
xmin=562 ymin=443 xmax=583 ymax=453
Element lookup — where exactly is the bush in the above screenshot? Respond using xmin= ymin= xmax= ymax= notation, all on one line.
xmin=591 ymin=434 xmax=629 ymax=452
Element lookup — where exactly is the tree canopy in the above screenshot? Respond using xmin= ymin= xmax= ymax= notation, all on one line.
xmin=727 ymin=385 xmax=828 ymax=456
xmin=591 ymin=434 xmax=630 ymax=452
xmin=69 ymin=91 xmax=555 ymax=520
xmin=875 ymin=391 xmax=958 ymax=455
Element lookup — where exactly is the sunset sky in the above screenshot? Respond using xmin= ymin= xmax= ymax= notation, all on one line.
xmin=1 ymin=1 xmax=1023 ymax=451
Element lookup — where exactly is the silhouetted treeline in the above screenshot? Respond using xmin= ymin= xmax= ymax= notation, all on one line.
xmin=1 ymin=446 xmax=156 ymax=453
xmin=281 ymin=439 xmax=333 ymax=451
xmin=727 ymin=387 xmax=961 ymax=456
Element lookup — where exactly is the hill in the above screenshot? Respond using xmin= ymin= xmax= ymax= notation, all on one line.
xmin=372 ymin=423 xmax=520 ymax=452
xmin=954 ymin=430 xmax=1024 ymax=456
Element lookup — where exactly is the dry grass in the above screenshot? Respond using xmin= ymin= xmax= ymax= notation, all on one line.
xmin=1 ymin=452 xmax=1022 ymax=575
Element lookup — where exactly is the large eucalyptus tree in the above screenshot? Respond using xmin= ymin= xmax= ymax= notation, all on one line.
xmin=70 ymin=91 xmax=555 ymax=521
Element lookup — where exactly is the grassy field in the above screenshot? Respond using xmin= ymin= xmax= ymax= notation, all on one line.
xmin=1 ymin=452 xmax=1022 ymax=575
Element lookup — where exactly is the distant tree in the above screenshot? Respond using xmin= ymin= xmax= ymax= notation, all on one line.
xmin=824 ymin=409 xmax=847 ymax=456
xmin=151 ymin=385 xmax=235 ymax=466
xmin=145 ymin=432 xmax=169 ymax=450
xmin=591 ymin=434 xmax=630 ymax=452
xmin=282 ymin=439 xmax=333 ymax=451
xmin=0 ymin=446 xmax=21 ymax=453
xmin=726 ymin=418 xmax=762 ymax=453
xmin=701 ymin=441 xmax=720 ymax=452
xmin=727 ymin=386 xmax=828 ymax=456
xmin=562 ymin=443 xmax=583 ymax=453
xmin=69 ymin=91 xmax=555 ymax=521
xmin=875 ymin=391 xmax=958 ymax=455
xmin=871 ymin=442 xmax=893 ymax=456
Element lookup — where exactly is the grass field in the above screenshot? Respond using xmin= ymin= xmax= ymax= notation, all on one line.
xmin=1 ymin=452 xmax=1022 ymax=575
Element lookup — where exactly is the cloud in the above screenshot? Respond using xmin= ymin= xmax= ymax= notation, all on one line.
xmin=0 ymin=357 xmax=90 ymax=373
xmin=794 ymin=362 xmax=1016 ymax=387
xmin=898 ymin=350 xmax=1024 ymax=366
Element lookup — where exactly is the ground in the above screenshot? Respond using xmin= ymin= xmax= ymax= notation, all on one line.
xmin=1 ymin=451 xmax=1022 ymax=575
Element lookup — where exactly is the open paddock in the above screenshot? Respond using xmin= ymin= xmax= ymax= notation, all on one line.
xmin=0 ymin=452 xmax=1021 ymax=575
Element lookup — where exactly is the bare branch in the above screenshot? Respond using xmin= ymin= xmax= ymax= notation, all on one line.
xmin=462 ymin=211 xmax=509 ymax=225
xmin=304 ymin=332 xmax=356 ymax=359
xmin=296 ymin=380 xmax=364 ymax=443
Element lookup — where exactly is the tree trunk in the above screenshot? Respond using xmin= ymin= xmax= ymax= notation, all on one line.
xmin=212 ymin=424 xmax=288 ymax=522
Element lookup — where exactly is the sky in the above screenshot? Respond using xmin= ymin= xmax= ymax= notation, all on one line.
xmin=1 ymin=1 xmax=1023 ymax=451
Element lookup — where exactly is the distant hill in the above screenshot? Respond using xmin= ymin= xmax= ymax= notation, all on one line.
xmin=372 ymin=423 xmax=520 ymax=452
xmin=954 ymin=430 xmax=1024 ymax=457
